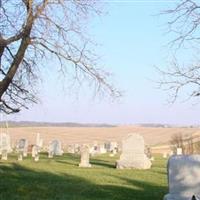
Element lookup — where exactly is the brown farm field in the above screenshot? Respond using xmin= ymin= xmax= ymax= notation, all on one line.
xmin=3 ymin=126 xmax=200 ymax=153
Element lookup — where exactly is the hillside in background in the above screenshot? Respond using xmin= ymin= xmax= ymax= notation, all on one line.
xmin=0 ymin=121 xmax=116 ymax=128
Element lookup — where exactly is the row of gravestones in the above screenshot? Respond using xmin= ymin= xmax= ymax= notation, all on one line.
xmin=67 ymin=141 xmax=119 ymax=156
xmin=79 ymin=134 xmax=152 ymax=169
xmin=0 ymin=132 xmax=121 ymax=162
xmin=78 ymin=135 xmax=200 ymax=200
xmin=0 ymin=133 xmax=63 ymax=161
xmin=2 ymin=131 xmax=198 ymax=199
xmin=162 ymin=147 xmax=183 ymax=158
xmin=0 ymin=132 xmax=152 ymax=170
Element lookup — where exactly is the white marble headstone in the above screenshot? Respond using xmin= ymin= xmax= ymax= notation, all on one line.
xmin=48 ymin=140 xmax=63 ymax=157
xmin=17 ymin=138 xmax=28 ymax=160
xmin=177 ymin=148 xmax=182 ymax=155
xmin=79 ymin=145 xmax=91 ymax=168
xmin=116 ymin=134 xmax=151 ymax=169
xmin=0 ymin=133 xmax=12 ymax=160
xmin=164 ymin=155 xmax=200 ymax=200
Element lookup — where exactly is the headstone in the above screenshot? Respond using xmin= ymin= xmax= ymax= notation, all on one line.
xmin=110 ymin=141 xmax=118 ymax=153
xmin=164 ymin=155 xmax=200 ymax=200
xmin=67 ymin=145 xmax=75 ymax=154
xmin=104 ymin=142 xmax=111 ymax=152
xmin=48 ymin=140 xmax=63 ymax=158
xmin=99 ymin=144 xmax=107 ymax=154
xmin=36 ymin=133 xmax=43 ymax=151
xmin=32 ymin=145 xmax=39 ymax=161
xmin=74 ymin=144 xmax=80 ymax=154
xmin=79 ymin=145 xmax=91 ymax=168
xmin=116 ymin=134 xmax=151 ymax=169
xmin=17 ymin=139 xmax=28 ymax=160
xmin=0 ymin=133 xmax=12 ymax=160
xmin=90 ymin=141 xmax=100 ymax=155
xmin=177 ymin=148 xmax=182 ymax=155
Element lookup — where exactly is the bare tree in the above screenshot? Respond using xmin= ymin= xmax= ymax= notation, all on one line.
xmin=158 ymin=0 xmax=200 ymax=102
xmin=170 ymin=133 xmax=185 ymax=154
xmin=184 ymin=134 xmax=194 ymax=154
xmin=0 ymin=0 xmax=120 ymax=114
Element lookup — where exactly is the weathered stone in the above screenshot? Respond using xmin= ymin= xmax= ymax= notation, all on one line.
xmin=32 ymin=145 xmax=40 ymax=161
xmin=36 ymin=133 xmax=43 ymax=152
xmin=99 ymin=144 xmax=107 ymax=154
xmin=48 ymin=140 xmax=63 ymax=158
xmin=0 ymin=133 xmax=12 ymax=160
xmin=79 ymin=145 xmax=91 ymax=168
xmin=17 ymin=138 xmax=28 ymax=159
xmin=110 ymin=141 xmax=118 ymax=153
xmin=164 ymin=155 xmax=200 ymax=200
xmin=116 ymin=134 xmax=151 ymax=169
xmin=67 ymin=145 xmax=75 ymax=154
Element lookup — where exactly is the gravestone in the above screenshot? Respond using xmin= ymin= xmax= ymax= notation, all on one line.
xmin=67 ymin=145 xmax=75 ymax=154
xmin=32 ymin=145 xmax=40 ymax=161
xmin=36 ymin=133 xmax=43 ymax=152
xmin=116 ymin=134 xmax=151 ymax=169
xmin=74 ymin=144 xmax=80 ymax=154
xmin=90 ymin=141 xmax=100 ymax=156
xmin=104 ymin=142 xmax=111 ymax=152
xmin=0 ymin=133 xmax=11 ymax=160
xmin=48 ymin=140 xmax=63 ymax=158
xmin=177 ymin=148 xmax=182 ymax=155
xmin=99 ymin=144 xmax=107 ymax=154
xmin=79 ymin=145 xmax=91 ymax=168
xmin=17 ymin=139 xmax=28 ymax=161
xmin=164 ymin=155 xmax=200 ymax=200
xmin=110 ymin=141 xmax=118 ymax=153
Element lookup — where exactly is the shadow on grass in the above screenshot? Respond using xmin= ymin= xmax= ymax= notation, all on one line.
xmin=0 ymin=162 xmax=167 ymax=200
xmin=90 ymin=158 xmax=116 ymax=168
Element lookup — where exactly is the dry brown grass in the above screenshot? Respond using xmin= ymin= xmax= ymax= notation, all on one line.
xmin=3 ymin=126 xmax=200 ymax=151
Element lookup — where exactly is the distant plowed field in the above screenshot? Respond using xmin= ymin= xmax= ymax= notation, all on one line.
xmin=3 ymin=126 xmax=200 ymax=151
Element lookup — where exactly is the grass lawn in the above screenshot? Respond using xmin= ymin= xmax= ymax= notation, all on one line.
xmin=0 ymin=153 xmax=168 ymax=200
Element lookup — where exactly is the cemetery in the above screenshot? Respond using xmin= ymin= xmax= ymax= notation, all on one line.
xmin=2 ymin=129 xmax=200 ymax=199
xmin=1 ymin=1 xmax=200 ymax=199
xmin=2 ymin=128 xmax=200 ymax=199
xmin=0 ymin=131 xmax=169 ymax=200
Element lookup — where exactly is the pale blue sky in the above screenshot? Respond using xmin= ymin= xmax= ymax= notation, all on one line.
xmin=8 ymin=1 xmax=200 ymax=125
